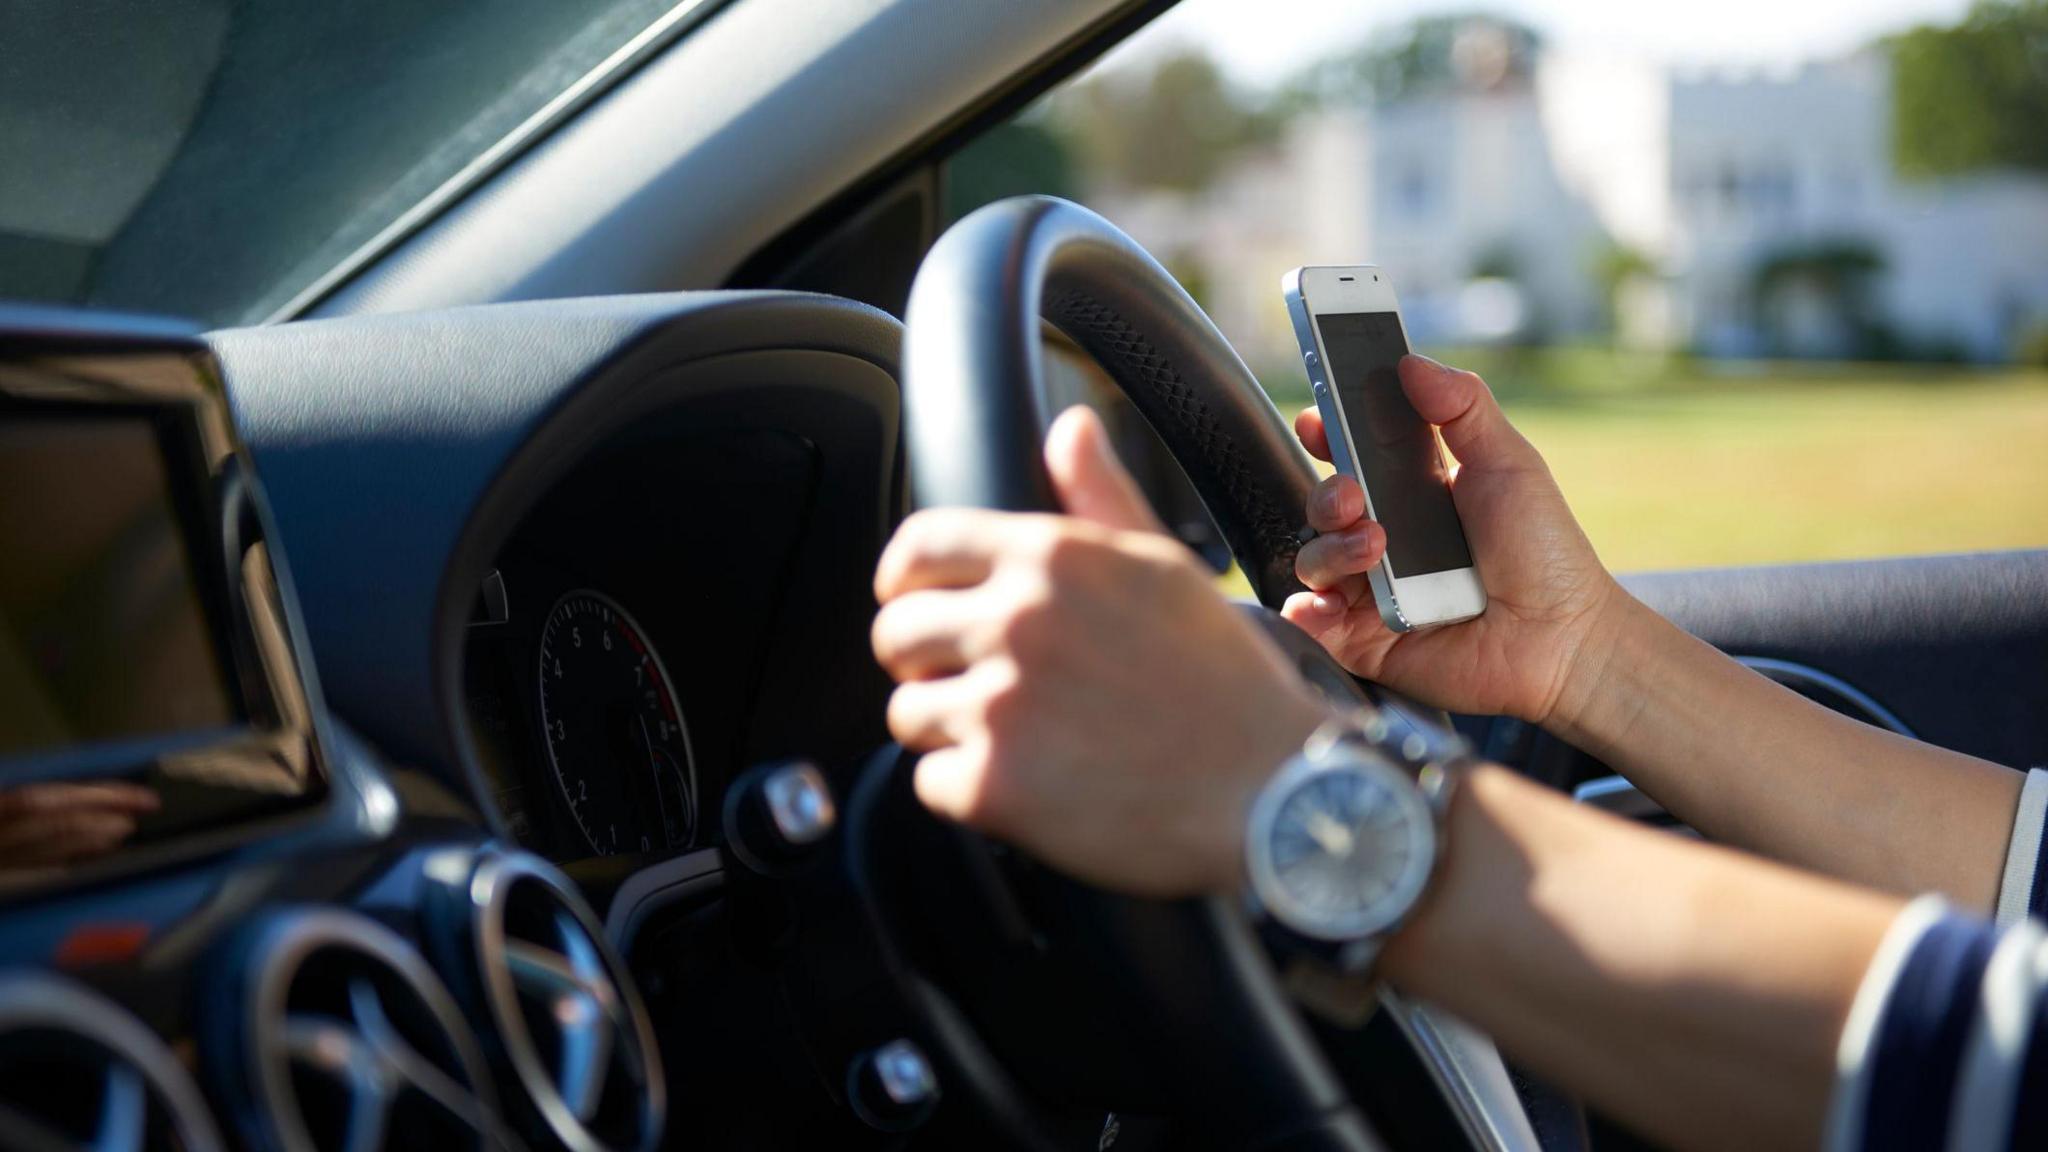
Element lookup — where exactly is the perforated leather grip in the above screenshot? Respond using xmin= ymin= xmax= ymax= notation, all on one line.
xmin=901 ymin=195 xmax=1320 ymax=606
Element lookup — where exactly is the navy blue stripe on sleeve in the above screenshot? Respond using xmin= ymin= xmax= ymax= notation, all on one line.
xmin=2006 ymin=972 xmax=2048 ymax=1149
xmin=1860 ymin=914 xmax=2000 ymax=1152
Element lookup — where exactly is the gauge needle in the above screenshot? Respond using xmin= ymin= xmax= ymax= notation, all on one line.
xmin=1305 ymin=811 xmax=1355 ymax=857
xmin=636 ymin=713 xmax=672 ymax=835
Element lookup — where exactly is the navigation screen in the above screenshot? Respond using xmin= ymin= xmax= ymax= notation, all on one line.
xmin=1315 ymin=310 xmax=1474 ymax=578
xmin=0 ymin=414 xmax=238 ymax=757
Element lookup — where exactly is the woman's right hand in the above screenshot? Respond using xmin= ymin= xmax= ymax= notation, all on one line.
xmin=1281 ymin=354 xmax=1631 ymax=727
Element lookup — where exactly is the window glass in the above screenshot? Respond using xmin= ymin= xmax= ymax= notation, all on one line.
xmin=948 ymin=0 xmax=2048 ymax=571
xmin=0 ymin=0 xmax=692 ymax=327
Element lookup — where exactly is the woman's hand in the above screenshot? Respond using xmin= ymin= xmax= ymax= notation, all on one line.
xmin=872 ymin=407 xmax=1327 ymax=897
xmin=1281 ymin=355 xmax=1625 ymax=726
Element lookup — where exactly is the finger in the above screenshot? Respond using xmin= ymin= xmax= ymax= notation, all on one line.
xmin=1397 ymin=355 xmax=1542 ymax=473
xmin=875 ymin=508 xmax=1004 ymax=601
xmin=885 ymin=674 xmax=989 ymax=752
xmin=1044 ymin=406 xmax=1167 ymax=535
xmin=57 ymin=782 xmax=160 ymax=814
xmin=1306 ymin=473 xmax=1366 ymax=534
xmin=871 ymin=589 xmax=991 ymax=682
xmin=1295 ymin=522 xmax=1386 ymax=591
xmin=1294 ymin=407 xmax=1332 ymax=463
xmin=912 ymin=742 xmax=1011 ymax=831
xmin=0 ymin=782 xmax=160 ymax=819
xmin=1280 ymin=590 xmax=1348 ymax=637
xmin=0 ymin=810 xmax=137 ymax=865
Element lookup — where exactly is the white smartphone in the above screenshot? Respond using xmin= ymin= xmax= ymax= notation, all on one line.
xmin=1282 ymin=265 xmax=1485 ymax=632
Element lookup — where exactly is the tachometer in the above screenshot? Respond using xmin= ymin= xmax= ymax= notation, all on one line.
xmin=536 ymin=590 xmax=697 ymax=856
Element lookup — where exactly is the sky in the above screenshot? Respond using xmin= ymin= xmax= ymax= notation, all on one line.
xmin=1103 ymin=0 xmax=1978 ymax=87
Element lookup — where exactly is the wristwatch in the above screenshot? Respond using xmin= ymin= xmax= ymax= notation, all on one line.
xmin=1244 ymin=707 xmax=1470 ymax=1022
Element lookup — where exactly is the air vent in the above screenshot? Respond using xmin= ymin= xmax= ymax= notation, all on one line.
xmin=463 ymin=852 xmax=664 ymax=1152
xmin=211 ymin=909 xmax=499 ymax=1152
xmin=0 ymin=973 xmax=224 ymax=1152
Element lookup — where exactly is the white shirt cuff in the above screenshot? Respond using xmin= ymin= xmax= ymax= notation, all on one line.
xmin=1996 ymin=768 xmax=2048 ymax=929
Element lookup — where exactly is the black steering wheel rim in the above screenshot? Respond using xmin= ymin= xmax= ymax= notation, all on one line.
xmin=895 ymin=196 xmax=1376 ymax=1150
xmin=901 ymin=195 xmax=1321 ymax=608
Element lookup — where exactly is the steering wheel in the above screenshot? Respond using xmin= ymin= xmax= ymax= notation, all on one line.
xmin=863 ymin=196 xmax=1544 ymax=1151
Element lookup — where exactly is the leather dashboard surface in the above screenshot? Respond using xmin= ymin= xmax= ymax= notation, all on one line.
xmin=208 ymin=291 xmax=901 ymax=789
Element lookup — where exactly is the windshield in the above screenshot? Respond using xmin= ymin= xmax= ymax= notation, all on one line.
xmin=0 ymin=0 xmax=698 ymax=327
xmin=949 ymin=0 xmax=2048 ymax=573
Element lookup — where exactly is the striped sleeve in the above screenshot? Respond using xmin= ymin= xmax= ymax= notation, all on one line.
xmin=1826 ymin=896 xmax=2048 ymax=1152
xmin=1995 ymin=768 xmax=2048 ymax=928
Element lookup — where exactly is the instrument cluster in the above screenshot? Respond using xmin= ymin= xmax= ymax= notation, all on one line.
xmin=467 ymin=567 xmax=702 ymax=862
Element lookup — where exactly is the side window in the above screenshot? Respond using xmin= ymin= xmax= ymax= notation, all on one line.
xmin=945 ymin=4 xmax=2048 ymax=572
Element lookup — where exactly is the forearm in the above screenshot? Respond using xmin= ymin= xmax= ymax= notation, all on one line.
xmin=1381 ymin=765 xmax=1900 ymax=1152
xmin=1550 ymin=593 xmax=2021 ymax=912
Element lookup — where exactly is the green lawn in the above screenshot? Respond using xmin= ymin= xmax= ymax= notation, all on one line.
xmin=1256 ymin=357 xmax=2048 ymax=574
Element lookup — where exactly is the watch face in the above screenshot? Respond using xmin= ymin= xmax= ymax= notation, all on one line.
xmin=1250 ymin=756 xmax=1436 ymax=941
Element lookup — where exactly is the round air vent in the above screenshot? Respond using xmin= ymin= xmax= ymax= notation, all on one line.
xmin=210 ymin=909 xmax=499 ymax=1152
xmin=458 ymin=852 xmax=664 ymax=1152
xmin=0 ymin=972 xmax=224 ymax=1152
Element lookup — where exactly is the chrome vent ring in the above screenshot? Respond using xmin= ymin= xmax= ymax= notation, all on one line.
xmin=468 ymin=852 xmax=664 ymax=1152
xmin=216 ymin=909 xmax=498 ymax=1152
xmin=0 ymin=972 xmax=224 ymax=1152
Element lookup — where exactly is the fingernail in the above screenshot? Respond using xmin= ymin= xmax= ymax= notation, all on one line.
xmin=1312 ymin=593 xmax=1345 ymax=614
xmin=1315 ymin=481 xmax=1344 ymax=520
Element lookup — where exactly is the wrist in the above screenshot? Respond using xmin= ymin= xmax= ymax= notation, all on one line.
xmin=1203 ymin=687 xmax=1329 ymax=894
xmin=1377 ymin=761 xmax=1522 ymax=992
xmin=1246 ymin=708 xmax=1477 ymax=996
xmin=1538 ymin=580 xmax=1651 ymax=741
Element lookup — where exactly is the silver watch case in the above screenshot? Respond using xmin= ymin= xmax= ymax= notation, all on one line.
xmin=1245 ymin=728 xmax=1443 ymax=948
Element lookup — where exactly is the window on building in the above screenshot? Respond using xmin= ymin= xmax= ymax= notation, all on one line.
xmin=1395 ymin=162 xmax=1437 ymax=219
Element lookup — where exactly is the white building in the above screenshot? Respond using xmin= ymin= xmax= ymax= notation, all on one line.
xmin=1290 ymin=26 xmax=1609 ymax=351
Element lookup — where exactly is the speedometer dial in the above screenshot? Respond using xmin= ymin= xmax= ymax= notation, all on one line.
xmin=536 ymin=590 xmax=697 ymax=856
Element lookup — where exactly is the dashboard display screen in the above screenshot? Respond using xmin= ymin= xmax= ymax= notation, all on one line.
xmin=0 ymin=413 xmax=239 ymax=757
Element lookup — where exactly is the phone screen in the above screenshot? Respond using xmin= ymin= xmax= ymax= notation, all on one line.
xmin=1315 ymin=311 xmax=1473 ymax=578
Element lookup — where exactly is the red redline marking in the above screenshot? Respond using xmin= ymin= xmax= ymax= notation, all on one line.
xmin=613 ymin=617 xmax=681 ymax=727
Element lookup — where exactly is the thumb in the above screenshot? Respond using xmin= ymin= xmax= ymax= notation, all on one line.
xmin=1398 ymin=355 xmax=1543 ymax=474
xmin=1044 ymin=406 xmax=1167 ymax=534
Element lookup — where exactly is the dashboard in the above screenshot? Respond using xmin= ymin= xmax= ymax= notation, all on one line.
xmin=461 ymin=412 xmax=893 ymax=869
xmin=0 ymin=292 xmax=922 ymax=1152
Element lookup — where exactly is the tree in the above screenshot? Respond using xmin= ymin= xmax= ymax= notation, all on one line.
xmin=1053 ymin=50 xmax=1270 ymax=193
xmin=1890 ymin=0 xmax=2048 ymax=177
xmin=1749 ymin=239 xmax=1889 ymax=358
xmin=1590 ymin=241 xmax=1656 ymax=333
xmin=1278 ymin=13 xmax=1543 ymax=111
xmin=943 ymin=118 xmax=1078 ymax=221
